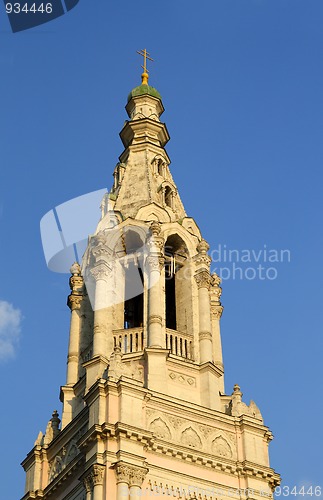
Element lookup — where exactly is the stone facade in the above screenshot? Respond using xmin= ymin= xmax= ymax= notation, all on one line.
xmin=21 ymin=75 xmax=280 ymax=500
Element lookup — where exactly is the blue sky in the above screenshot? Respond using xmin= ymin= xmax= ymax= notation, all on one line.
xmin=0 ymin=0 xmax=322 ymax=497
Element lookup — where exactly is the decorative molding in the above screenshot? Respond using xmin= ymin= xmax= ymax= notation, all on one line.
xmin=148 ymin=314 xmax=162 ymax=326
xmin=168 ymin=371 xmax=196 ymax=387
xmin=198 ymin=331 xmax=212 ymax=341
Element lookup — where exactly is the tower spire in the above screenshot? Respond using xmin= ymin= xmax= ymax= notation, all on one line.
xmin=136 ymin=48 xmax=153 ymax=85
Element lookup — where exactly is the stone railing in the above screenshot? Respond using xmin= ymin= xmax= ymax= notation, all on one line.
xmin=112 ymin=327 xmax=194 ymax=360
xmin=166 ymin=328 xmax=194 ymax=360
xmin=113 ymin=328 xmax=144 ymax=354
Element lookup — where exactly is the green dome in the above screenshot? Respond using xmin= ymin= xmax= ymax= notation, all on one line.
xmin=127 ymin=84 xmax=162 ymax=102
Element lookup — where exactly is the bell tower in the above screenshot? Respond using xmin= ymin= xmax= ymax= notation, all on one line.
xmin=21 ymin=56 xmax=280 ymax=500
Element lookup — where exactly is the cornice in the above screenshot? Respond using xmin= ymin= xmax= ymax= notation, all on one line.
xmin=145 ymin=441 xmax=280 ymax=487
xmin=120 ymin=118 xmax=170 ymax=148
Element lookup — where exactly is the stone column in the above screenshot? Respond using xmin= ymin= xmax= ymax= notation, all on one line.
xmin=146 ymin=222 xmax=165 ymax=348
xmin=194 ymin=240 xmax=213 ymax=364
xmin=91 ymin=464 xmax=105 ymax=500
xmin=66 ymin=263 xmax=84 ymax=385
xmin=91 ymin=262 xmax=111 ymax=357
xmin=210 ymin=273 xmax=224 ymax=369
xmin=89 ymin=232 xmax=113 ymax=358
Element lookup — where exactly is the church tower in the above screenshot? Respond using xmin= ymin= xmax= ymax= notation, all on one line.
xmin=21 ymin=55 xmax=280 ymax=500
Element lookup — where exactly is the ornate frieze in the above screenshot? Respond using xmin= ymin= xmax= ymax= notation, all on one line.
xmin=146 ymin=409 xmax=236 ymax=457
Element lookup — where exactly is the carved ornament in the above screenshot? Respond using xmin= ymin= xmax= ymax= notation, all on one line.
xmin=90 ymin=262 xmax=112 ymax=282
xmin=211 ymin=305 xmax=223 ymax=320
xmin=115 ymin=462 xmax=148 ymax=487
xmin=67 ymin=294 xmax=83 ymax=311
xmin=194 ymin=270 xmax=212 ymax=290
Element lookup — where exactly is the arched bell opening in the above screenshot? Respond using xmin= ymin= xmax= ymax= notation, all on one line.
xmin=122 ymin=230 xmax=145 ymax=330
xmin=164 ymin=234 xmax=194 ymax=359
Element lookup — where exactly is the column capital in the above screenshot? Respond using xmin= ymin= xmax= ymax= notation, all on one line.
xmin=91 ymin=464 xmax=105 ymax=486
xmin=115 ymin=461 xmax=148 ymax=486
xmin=83 ymin=475 xmax=93 ymax=492
xmin=211 ymin=305 xmax=224 ymax=320
xmin=115 ymin=462 xmax=132 ymax=484
xmin=90 ymin=262 xmax=112 ymax=282
xmin=146 ymin=255 xmax=164 ymax=273
xmin=67 ymin=294 xmax=83 ymax=311
xmin=129 ymin=465 xmax=148 ymax=487
xmin=194 ymin=270 xmax=212 ymax=290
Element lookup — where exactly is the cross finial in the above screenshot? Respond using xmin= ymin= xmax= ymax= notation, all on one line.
xmin=136 ymin=48 xmax=154 ymax=85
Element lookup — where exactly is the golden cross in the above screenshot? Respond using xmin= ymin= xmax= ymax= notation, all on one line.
xmin=136 ymin=48 xmax=154 ymax=75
